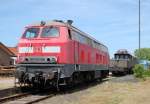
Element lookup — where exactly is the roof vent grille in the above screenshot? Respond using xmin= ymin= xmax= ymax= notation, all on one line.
xmin=53 ymin=20 xmax=64 ymax=23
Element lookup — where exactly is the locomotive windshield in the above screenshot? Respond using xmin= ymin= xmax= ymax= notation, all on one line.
xmin=115 ymin=54 xmax=130 ymax=60
xmin=23 ymin=28 xmax=39 ymax=38
xmin=41 ymin=27 xmax=59 ymax=37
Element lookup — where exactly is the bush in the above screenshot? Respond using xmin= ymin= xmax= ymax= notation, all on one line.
xmin=133 ymin=64 xmax=145 ymax=78
xmin=143 ymin=70 xmax=150 ymax=77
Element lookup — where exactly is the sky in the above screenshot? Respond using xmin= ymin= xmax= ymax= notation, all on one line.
xmin=0 ymin=0 xmax=149 ymax=57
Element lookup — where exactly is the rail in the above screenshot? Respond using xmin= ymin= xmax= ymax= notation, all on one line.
xmin=0 ymin=90 xmax=57 ymax=104
xmin=0 ymin=93 xmax=30 ymax=103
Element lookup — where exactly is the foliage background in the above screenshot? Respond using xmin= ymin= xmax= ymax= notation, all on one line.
xmin=134 ymin=48 xmax=150 ymax=60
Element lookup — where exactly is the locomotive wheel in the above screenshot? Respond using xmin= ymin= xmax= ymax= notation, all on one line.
xmin=74 ymin=72 xmax=81 ymax=84
xmin=66 ymin=77 xmax=73 ymax=86
xmin=86 ymin=73 xmax=92 ymax=82
xmin=129 ymin=69 xmax=134 ymax=74
xmin=101 ymin=70 xmax=108 ymax=78
xmin=84 ymin=71 xmax=95 ymax=82
xmin=123 ymin=70 xmax=127 ymax=75
xmin=72 ymin=72 xmax=84 ymax=85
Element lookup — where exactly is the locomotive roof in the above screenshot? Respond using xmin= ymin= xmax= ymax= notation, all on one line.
xmin=115 ymin=50 xmax=132 ymax=56
xmin=28 ymin=20 xmax=108 ymax=50
xmin=28 ymin=21 xmax=67 ymax=27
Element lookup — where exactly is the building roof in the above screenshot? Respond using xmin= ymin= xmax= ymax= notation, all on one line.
xmin=8 ymin=47 xmax=17 ymax=56
xmin=0 ymin=42 xmax=17 ymax=57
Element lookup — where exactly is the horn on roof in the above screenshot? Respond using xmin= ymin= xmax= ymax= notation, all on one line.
xmin=67 ymin=20 xmax=73 ymax=25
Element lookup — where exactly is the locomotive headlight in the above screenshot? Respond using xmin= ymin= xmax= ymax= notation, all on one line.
xmin=18 ymin=56 xmax=25 ymax=62
xmin=18 ymin=56 xmax=28 ymax=62
xmin=51 ymin=57 xmax=57 ymax=63
xmin=47 ymin=57 xmax=57 ymax=63
xmin=25 ymin=58 xmax=29 ymax=61
xmin=47 ymin=58 xmax=50 ymax=62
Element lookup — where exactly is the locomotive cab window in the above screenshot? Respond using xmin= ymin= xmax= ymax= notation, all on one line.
xmin=125 ymin=55 xmax=129 ymax=59
xmin=23 ymin=28 xmax=39 ymax=38
xmin=115 ymin=55 xmax=119 ymax=59
xmin=41 ymin=27 xmax=59 ymax=37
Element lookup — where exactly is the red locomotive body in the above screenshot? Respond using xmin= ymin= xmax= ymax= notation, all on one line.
xmin=16 ymin=20 xmax=109 ymax=88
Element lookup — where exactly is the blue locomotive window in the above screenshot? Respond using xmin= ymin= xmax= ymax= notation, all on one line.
xmin=41 ymin=27 xmax=59 ymax=37
xmin=115 ymin=55 xmax=119 ymax=59
xmin=23 ymin=28 xmax=39 ymax=38
xmin=125 ymin=55 xmax=128 ymax=59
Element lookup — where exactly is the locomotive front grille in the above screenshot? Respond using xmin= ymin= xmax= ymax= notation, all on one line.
xmin=24 ymin=56 xmax=57 ymax=63
xmin=30 ymin=57 xmax=45 ymax=61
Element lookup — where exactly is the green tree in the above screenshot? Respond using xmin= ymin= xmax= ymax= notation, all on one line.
xmin=134 ymin=48 xmax=150 ymax=60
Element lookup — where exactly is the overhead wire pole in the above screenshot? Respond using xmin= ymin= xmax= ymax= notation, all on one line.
xmin=139 ymin=0 xmax=141 ymax=57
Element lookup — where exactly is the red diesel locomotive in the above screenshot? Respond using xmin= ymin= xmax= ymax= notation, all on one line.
xmin=15 ymin=20 xmax=109 ymax=89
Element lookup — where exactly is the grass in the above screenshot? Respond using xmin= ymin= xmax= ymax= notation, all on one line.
xmin=77 ymin=80 xmax=150 ymax=104
xmin=143 ymin=70 xmax=150 ymax=77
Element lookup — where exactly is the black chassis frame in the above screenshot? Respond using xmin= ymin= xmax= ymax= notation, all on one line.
xmin=15 ymin=63 xmax=109 ymax=85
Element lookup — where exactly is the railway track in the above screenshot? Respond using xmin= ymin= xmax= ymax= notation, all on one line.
xmin=0 ymin=77 xmax=110 ymax=104
xmin=0 ymin=91 xmax=56 ymax=104
xmin=0 ymin=93 xmax=30 ymax=103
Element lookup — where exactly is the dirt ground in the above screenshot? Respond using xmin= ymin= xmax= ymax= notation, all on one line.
xmin=0 ymin=76 xmax=150 ymax=104
xmin=37 ymin=76 xmax=150 ymax=104
xmin=0 ymin=77 xmax=14 ymax=90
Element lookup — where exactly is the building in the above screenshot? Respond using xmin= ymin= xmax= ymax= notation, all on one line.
xmin=139 ymin=60 xmax=150 ymax=70
xmin=0 ymin=42 xmax=17 ymax=66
